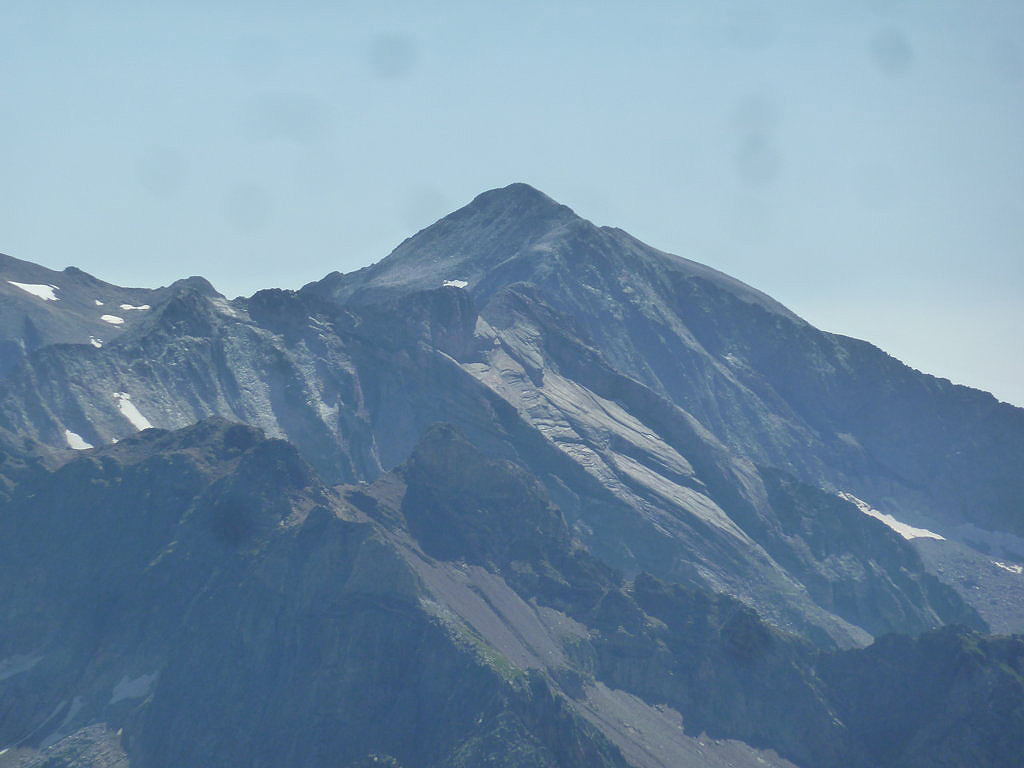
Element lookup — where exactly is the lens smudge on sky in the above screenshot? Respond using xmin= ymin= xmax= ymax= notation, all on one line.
xmin=869 ymin=28 xmax=914 ymax=75
xmin=367 ymin=34 xmax=418 ymax=79
xmin=137 ymin=146 xmax=187 ymax=198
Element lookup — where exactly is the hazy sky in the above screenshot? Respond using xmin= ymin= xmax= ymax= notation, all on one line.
xmin=1 ymin=1 xmax=1021 ymax=405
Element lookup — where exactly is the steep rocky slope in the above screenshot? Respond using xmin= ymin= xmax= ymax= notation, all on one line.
xmin=1 ymin=422 xmax=1020 ymax=768
xmin=0 ymin=421 xmax=629 ymax=768
xmin=1 ymin=182 xmax=1022 ymax=765
xmin=309 ymin=184 xmax=1024 ymax=542
xmin=0 ymin=265 xmax=984 ymax=648
xmin=0 ymin=186 xmax=1018 ymax=645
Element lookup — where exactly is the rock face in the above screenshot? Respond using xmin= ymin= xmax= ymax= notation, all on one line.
xmin=311 ymin=184 xmax=1024 ymax=538
xmin=1 ymin=184 xmax=1022 ymax=766
xmin=0 ymin=422 xmax=628 ymax=768
xmin=0 ymin=422 xmax=1021 ymax=768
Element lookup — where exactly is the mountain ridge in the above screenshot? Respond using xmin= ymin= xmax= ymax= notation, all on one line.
xmin=303 ymin=184 xmax=1024 ymax=541
xmin=1 ymin=183 xmax=1023 ymax=766
xmin=1 ymin=185 xmax=1020 ymax=639
xmin=305 ymin=183 xmax=801 ymax=322
xmin=1 ymin=417 xmax=1020 ymax=767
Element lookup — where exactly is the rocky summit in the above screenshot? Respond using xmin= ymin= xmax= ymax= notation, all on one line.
xmin=1 ymin=184 xmax=1022 ymax=767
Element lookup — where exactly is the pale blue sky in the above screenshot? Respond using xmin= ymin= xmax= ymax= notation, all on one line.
xmin=1 ymin=1 xmax=1021 ymax=405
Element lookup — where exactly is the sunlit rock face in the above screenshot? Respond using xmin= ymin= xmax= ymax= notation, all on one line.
xmin=1 ymin=185 xmax=1022 ymax=767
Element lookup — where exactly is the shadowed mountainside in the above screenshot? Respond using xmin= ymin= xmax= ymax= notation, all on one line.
xmin=0 ymin=421 xmax=1020 ymax=768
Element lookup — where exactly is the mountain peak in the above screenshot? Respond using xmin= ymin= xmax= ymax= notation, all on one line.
xmin=462 ymin=182 xmax=570 ymax=218
xmin=304 ymin=183 xmax=798 ymax=325
xmin=444 ymin=183 xmax=578 ymax=235
xmin=304 ymin=182 xmax=583 ymax=304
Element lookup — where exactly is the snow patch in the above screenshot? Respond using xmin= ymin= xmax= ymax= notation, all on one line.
xmin=7 ymin=281 xmax=59 ymax=301
xmin=119 ymin=303 xmax=150 ymax=311
xmin=64 ymin=429 xmax=93 ymax=450
xmin=89 ymin=336 xmax=103 ymax=348
xmin=993 ymin=560 xmax=1024 ymax=575
xmin=113 ymin=392 xmax=154 ymax=431
xmin=101 ymin=314 xmax=125 ymax=325
xmin=95 ymin=299 xmax=104 ymax=306
xmin=442 ymin=279 xmax=469 ymax=288
xmin=838 ymin=492 xmax=944 ymax=540
xmin=110 ymin=671 xmax=159 ymax=704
